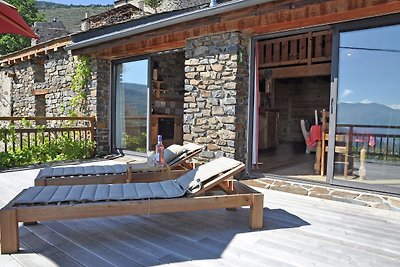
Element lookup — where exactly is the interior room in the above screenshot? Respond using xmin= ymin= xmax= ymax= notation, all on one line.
xmin=253 ymin=30 xmax=333 ymax=182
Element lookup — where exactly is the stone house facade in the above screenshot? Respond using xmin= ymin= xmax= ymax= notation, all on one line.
xmin=1 ymin=0 xmax=400 ymax=199
xmin=0 ymin=37 xmax=110 ymax=152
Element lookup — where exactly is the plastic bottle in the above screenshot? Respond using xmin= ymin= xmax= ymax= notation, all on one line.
xmin=155 ymin=135 xmax=165 ymax=166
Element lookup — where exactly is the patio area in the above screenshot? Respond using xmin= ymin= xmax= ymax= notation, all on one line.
xmin=0 ymin=160 xmax=400 ymax=267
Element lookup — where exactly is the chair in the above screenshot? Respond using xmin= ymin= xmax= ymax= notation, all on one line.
xmin=320 ymin=109 xmax=351 ymax=177
xmin=300 ymin=119 xmax=316 ymax=153
xmin=34 ymin=143 xmax=204 ymax=186
xmin=0 ymin=157 xmax=264 ymax=254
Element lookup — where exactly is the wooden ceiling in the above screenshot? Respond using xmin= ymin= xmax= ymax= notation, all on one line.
xmin=72 ymin=0 xmax=400 ymax=60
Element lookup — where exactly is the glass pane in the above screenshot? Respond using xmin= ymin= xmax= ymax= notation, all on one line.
xmin=335 ymin=24 xmax=400 ymax=191
xmin=115 ymin=59 xmax=149 ymax=152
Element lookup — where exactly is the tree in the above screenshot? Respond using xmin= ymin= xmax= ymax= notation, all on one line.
xmin=144 ymin=0 xmax=163 ymax=13
xmin=0 ymin=0 xmax=45 ymax=55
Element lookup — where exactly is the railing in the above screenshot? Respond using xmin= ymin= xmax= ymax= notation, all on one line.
xmin=0 ymin=116 xmax=95 ymax=153
xmin=258 ymin=30 xmax=332 ymax=68
xmin=338 ymin=124 xmax=400 ymax=160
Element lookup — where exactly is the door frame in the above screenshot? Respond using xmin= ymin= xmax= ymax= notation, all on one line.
xmin=328 ymin=14 xmax=400 ymax=194
xmin=111 ymin=55 xmax=152 ymax=155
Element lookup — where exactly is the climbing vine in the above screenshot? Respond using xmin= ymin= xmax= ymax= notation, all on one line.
xmin=69 ymin=55 xmax=91 ymax=116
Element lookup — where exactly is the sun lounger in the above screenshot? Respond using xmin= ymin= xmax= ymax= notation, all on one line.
xmin=34 ymin=143 xmax=203 ymax=186
xmin=0 ymin=157 xmax=264 ymax=254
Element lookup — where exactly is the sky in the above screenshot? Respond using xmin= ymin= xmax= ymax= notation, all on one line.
xmin=338 ymin=24 xmax=400 ymax=110
xmin=41 ymin=0 xmax=114 ymax=5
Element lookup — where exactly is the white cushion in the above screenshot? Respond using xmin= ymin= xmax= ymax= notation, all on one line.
xmin=164 ymin=144 xmax=187 ymax=163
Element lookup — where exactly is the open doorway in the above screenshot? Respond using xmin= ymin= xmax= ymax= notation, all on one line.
xmin=253 ymin=29 xmax=332 ymax=182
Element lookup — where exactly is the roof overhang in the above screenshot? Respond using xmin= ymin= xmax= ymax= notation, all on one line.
xmin=66 ymin=0 xmax=275 ymax=51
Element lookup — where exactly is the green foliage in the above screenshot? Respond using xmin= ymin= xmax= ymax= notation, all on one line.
xmin=124 ymin=133 xmax=147 ymax=153
xmin=69 ymin=55 xmax=91 ymax=116
xmin=0 ymin=123 xmax=95 ymax=169
xmin=144 ymin=0 xmax=164 ymax=13
xmin=36 ymin=1 xmax=113 ymax=33
xmin=0 ymin=0 xmax=45 ymax=55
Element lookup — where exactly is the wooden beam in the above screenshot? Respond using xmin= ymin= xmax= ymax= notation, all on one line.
xmin=31 ymin=89 xmax=49 ymax=96
xmin=264 ymin=63 xmax=331 ymax=79
xmin=73 ymin=0 xmax=400 ymax=59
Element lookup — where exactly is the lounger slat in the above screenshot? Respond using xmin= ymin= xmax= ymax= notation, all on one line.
xmin=122 ymin=183 xmax=139 ymax=199
xmin=32 ymin=186 xmax=59 ymax=203
xmin=158 ymin=180 xmax=185 ymax=197
xmin=94 ymin=184 xmax=110 ymax=201
xmin=61 ymin=167 xmax=79 ymax=176
xmin=13 ymin=187 xmax=44 ymax=203
xmin=109 ymin=184 xmax=124 ymax=200
xmin=49 ymin=186 xmax=72 ymax=202
xmin=134 ymin=183 xmax=154 ymax=199
xmin=148 ymin=182 xmax=167 ymax=198
xmin=51 ymin=168 xmax=65 ymax=177
xmin=37 ymin=168 xmax=53 ymax=178
xmin=65 ymin=185 xmax=85 ymax=202
xmin=80 ymin=185 xmax=98 ymax=202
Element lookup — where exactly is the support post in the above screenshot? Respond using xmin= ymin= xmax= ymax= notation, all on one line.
xmin=0 ymin=209 xmax=19 ymax=254
xmin=249 ymin=194 xmax=264 ymax=229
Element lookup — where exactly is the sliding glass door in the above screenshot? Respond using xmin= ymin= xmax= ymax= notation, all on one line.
xmin=114 ymin=58 xmax=150 ymax=153
xmin=332 ymin=21 xmax=400 ymax=194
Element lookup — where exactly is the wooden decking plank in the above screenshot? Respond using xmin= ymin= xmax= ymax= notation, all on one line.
xmin=22 ymin=223 xmax=115 ymax=267
xmin=42 ymin=220 xmax=145 ymax=267
xmin=109 ymin=216 xmax=214 ymax=260
xmin=264 ymin=189 xmax=400 ymax=225
xmin=87 ymin=217 xmax=183 ymax=260
xmin=0 ymin=255 xmax=23 ymax=267
xmin=58 ymin=219 xmax=166 ymax=266
xmin=220 ymin=243 xmax=294 ymax=267
xmin=264 ymin=195 xmax=400 ymax=237
xmin=158 ymin=211 xmax=250 ymax=243
xmin=265 ymin=198 xmax=400 ymax=251
xmin=18 ymin=227 xmax=83 ymax=267
xmin=125 ymin=217 xmax=223 ymax=258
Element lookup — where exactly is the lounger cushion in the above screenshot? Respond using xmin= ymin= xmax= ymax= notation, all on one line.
xmin=36 ymin=164 xmax=127 ymax=179
xmin=164 ymin=144 xmax=187 ymax=164
xmin=15 ymin=157 xmax=241 ymax=205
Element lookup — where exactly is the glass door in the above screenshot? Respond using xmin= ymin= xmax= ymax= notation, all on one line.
xmin=114 ymin=59 xmax=150 ymax=153
xmin=332 ymin=22 xmax=400 ymax=194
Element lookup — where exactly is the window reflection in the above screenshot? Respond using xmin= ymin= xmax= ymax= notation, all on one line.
xmin=336 ymin=24 xmax=400 ymax=192
xmin=115 ymin=60 xmax=149 ymax=152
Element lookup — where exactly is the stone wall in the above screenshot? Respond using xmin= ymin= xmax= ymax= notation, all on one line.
xmin=4 ymin=51 xmax=75 ymax=117
xmin=0 ymin=50 xmax=111 ymax=154
xmin=0 ymin=72 xmax=12 ymax=117
xmin=92 ymin=58 xmax=111 ymax=153
xmin=151 ymin=52 xmax=185 ymax=116
xmin=183 ymin=32 xmax=249 ymax=162
xmin=274 ymin=76 xmax=330 ymax=142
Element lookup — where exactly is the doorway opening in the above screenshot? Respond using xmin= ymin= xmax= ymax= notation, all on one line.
xmin=253 ymin=29 xmax=332 ymax=183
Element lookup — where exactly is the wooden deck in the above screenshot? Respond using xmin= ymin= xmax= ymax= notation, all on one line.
xmin=1 ymin=163 xmax=400 ymax=266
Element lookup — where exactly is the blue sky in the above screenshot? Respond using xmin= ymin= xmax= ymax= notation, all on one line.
xmin=41 ymin=0 xmax=114 ymax=5
xmin=338 ymin=24 xmax=400 ymax=110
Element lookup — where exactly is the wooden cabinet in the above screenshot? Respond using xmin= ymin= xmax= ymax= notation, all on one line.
xmin=259 ymin=110 xmax=279 ymax=149
xmin=151 ymin=114 xmax=182 ymax=148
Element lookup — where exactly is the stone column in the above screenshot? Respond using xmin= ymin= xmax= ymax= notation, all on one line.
xmin=92 ymin=58 xmax=111 ymax=154
xmin=184 ymin=32 xmax=249 ymax=162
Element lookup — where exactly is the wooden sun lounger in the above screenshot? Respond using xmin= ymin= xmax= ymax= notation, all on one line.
xmin=34 ymin=143 xmax=203 ymax=186
xmin=0 ymin=158 xmax=264 ymax=254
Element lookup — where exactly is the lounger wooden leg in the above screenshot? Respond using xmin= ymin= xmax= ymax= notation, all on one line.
xmin=249 ymin=194 xmax=264 ymax=229
xmin=0 ymin=209 xmax=19 ymax=254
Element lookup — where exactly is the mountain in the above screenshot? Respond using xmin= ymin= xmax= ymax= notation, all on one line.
xmin=337 ymin=102 xmax=400 ymax=126
xmin=36 ymin=1 xmax=113 ymax=33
